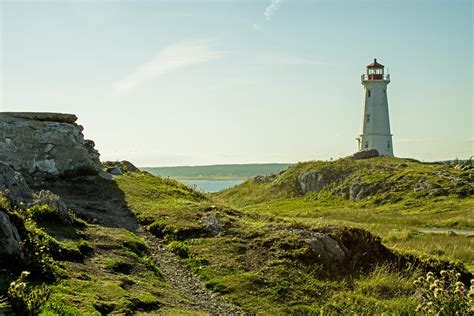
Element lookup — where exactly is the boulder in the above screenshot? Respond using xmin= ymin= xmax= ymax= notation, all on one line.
xmin=304 ymin=233 xmax=347 ymax=261
xmin=200 ymin=214 xmax=224 ymax=236
xmin=0 ymin=162 xmax=33 ymax=207
xmin=298 ymin=169 xmax=351 ymax=194
xmin=0 ymin=211 xmax=22 ymax=258
xmin=298 ymin=171 xmax=327 ymax=193
xmin=349 ymin=149 xmax=380 ymax=160
xmin=33 ymin=190 xmax=73 ymax=224
xmin=103 ymin=161 xmax=141 ymax=174
xmin=348 ymin=180 xmax=384 ymax=201
xmin=107 ymin=167 xmax=123 ymax=176
xmin=253 ymin=175 xmax=277 ymax=184
xmin=0 ymin=112 xmax=101 ymax=181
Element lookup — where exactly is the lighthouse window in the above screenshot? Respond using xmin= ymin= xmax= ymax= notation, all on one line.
xmin=367 ymin=90 xmax=371 ymax=97
xmin=365 ymin=141 xmax=368 ymax=149
xmin=387 ymin=141 xmax=391 ymax=148
xmin=366 ymin=114 xmax=370 ymax=123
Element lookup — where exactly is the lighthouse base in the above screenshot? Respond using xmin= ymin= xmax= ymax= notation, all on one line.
xmin=357 ymin=134 xmax=394 ymax=157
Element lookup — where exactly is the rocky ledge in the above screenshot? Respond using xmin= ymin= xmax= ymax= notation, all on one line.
xmin=0 ymin=112 xmax=101 ymax=181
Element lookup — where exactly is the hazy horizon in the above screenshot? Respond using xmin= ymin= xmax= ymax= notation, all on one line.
xmin=1 ymin=0 xmax=472 ymax=166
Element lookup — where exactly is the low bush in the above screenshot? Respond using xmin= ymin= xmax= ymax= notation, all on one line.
xmin=414 ymin=270 xmax=474 ymax=314
xmin=8 ymin=271 xmax=51 ymax=314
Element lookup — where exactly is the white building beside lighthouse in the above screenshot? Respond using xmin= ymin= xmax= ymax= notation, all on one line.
xmin=357 ymin=59 xmax=394 ymax=156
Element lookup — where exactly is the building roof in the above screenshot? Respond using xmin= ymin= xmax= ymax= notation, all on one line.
xmin=367 ymin=58 xmax=384 ymax=68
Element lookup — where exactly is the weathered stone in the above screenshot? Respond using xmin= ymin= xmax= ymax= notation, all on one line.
xmin=107 ymin=167 xmax=123 ymax=176
xmin=34 ymin=190 xmax=73 ymax=224
xmin=0 ymin=112 xmax=101 ymax=180
xmin=298 ymin=171 xmax=327 ymax=193
xmin=0 ymin=162 xmax=33 ymax=207
xmin=200 ymin=214 xmax=224 ymax=236
xmin=0 ymin=211 xmax=22 ymax=257
xmin=304 ymin=233 xmax=347 ymax=261
xmin=298 ymin=169 xmax=351 ymax=194
xmin=349 ymin=149 xmax=380 ymax=160
xmin=2 ymin=112 xmax=78 ymax=124
xmin=103 ymin=161 xmax=141 ymax=174
xmin=348 ymin=181 xmax=383 ymax=201
xmin=253 ymin=175 xmax=277 ymax=184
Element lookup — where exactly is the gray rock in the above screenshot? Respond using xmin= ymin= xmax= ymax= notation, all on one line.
xmin=304 ymin=233 xmax=347 ymax=261
xmin=0 ymin=211 xmax=22 ymax=258
xmin=200 ymin=214 xmax=223 ymax=236
xmin=253 ymin=175 xmax=277 ymax=184
xmin=107 ymin=167 xmax=123 ymax=176
xmin=0 ymin=162 xmax=33 ymax=207
xmin=2 ymin=112 xmax=78 ymax=124
xmin=33 ymin=190 xmax=73 ymax=224
xmin=348 ymin=181 xmax=382 ymax=201
xmin=349 ymin=149 xmax=380 ymax=160
xmin=0 ymin=112 xmax=101 ymax=180
xmin=298 ymin=171 xmax=327 ymax=193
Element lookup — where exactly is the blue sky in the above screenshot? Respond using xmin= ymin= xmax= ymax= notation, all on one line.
xmin=1 ymin=0 xmax=472 ymax=166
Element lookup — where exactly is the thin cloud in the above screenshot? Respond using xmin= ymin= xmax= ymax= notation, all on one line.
xmin=264 ymin=0 xmax=282 ymax=21
xmin=113 ymin=40 xmax=220 ymax=93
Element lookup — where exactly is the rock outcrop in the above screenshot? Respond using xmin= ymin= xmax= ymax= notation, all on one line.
xmin=0 ymin=162 xmax=33 ymax=207
xmin=0 ymin=112 xmax=101 ymax=181
xmin=298 ymin=169 xmax=351 ymax=194
xmin=349 ymin=149 xmax=380 ymax=160
xmin=0 ymin=211 xmax=22 ymax=258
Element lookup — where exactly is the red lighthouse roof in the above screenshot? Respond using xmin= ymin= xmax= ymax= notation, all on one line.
xmin=367 ymin=58 xmax=384 ymax=68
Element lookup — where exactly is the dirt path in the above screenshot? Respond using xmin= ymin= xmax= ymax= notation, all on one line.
xmin=43 ymin=177 xmax=250 ymax=315
xmin=140 ymin=230 xmax=251 ymax=315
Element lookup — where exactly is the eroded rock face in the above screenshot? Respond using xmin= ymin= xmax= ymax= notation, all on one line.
xmin=0 ymin=211 xmax=22 ymax=258
xmin=304 ymin=233 xmax=348 ymax=261
xmin=298 ymin=170 xmax=351 ymax=194
xmin=0 ymin=162 xmax=33 ymax=207
xmin=0 ymin=112 xmax=101 ymax=180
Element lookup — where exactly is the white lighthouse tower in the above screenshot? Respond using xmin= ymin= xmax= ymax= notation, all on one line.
xmin=357 ymin=59 xmax=394 ymax=156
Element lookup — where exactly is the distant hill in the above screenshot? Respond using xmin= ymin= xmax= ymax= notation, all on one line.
xmin=141 ymin=163 xmax=291 ymax=180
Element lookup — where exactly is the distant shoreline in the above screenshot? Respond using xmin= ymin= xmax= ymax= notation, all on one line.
xmin=141 ymin=163 xmax=291 ymax=180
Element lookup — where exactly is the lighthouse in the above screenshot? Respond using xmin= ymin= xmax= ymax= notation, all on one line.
xmin=357 ymin=59 xmax=394 ymax=156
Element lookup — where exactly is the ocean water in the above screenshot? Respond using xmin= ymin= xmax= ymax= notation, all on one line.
xmin=181 ymin=179 xmax=244 ymax=193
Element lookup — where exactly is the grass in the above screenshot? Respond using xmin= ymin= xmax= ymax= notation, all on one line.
xmin=110 ymin=169 xmax=473 ymax=314
xmin=215 ymin=156 xmax=474 ymax=270
xmin=2 ymin=156 xmax=472 ymax=314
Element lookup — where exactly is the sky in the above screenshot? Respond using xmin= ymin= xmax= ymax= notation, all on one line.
xmin=1 ymin=0 xmax=472 ymax=166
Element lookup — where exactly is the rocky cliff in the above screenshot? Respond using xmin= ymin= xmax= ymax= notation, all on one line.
xmin=0 ymin=112 xmax=101 ymax=181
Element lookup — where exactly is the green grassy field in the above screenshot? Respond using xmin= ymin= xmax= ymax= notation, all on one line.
xmin=1 ymin=157 xmax=472 ymax=314
xmin=215 ymin=156 xmax=474 ymax=271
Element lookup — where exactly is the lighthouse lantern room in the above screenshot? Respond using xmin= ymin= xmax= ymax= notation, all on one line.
xmin=357 ymin=59 xmax=394 ymax=156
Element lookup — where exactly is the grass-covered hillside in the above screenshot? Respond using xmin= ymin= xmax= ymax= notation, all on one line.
xmin=1 ymin=159 xmax=473 ymax=315
xmin=216 ymin=156 xmax=474 ymax=271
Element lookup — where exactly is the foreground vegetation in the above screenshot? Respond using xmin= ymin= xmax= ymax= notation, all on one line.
xmin=1 ymin=156 xmax=473 ymax=314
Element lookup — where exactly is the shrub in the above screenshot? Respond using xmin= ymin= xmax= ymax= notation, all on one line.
xmin=8 ymin=271 xmax=51 ymax=314
xmin=414 ymin=270 xmax=474 ymax=315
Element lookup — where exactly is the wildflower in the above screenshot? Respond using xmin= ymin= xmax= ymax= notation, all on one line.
xmin=456 ymin=272 xmax=461 ymax=279
xmin=20 ymin=271 xmax=30 ymax=279
xmin=456 ymin=281 xmax=465 ymax=288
